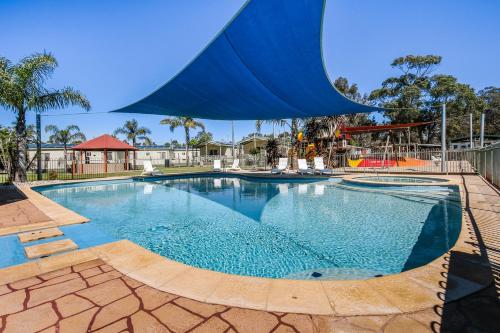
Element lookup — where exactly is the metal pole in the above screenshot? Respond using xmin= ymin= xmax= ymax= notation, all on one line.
xmin=469 ymin=113 xmax=474 ymax=149
xmin=231 ymin=121 xmax=235 ymax=157
xmin=441 ymin=103 xmax=447 ymax=173
xmin=480 ymin=113 xmax=485 ymax=148
xmin=36 ymin=113 xmax=42 ymax=180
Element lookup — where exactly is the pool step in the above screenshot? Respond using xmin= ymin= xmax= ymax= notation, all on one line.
xmin=18 ymin=227 xmax=64 ymax=243
xmin=24 ymin=239 xmax=78 ymax=259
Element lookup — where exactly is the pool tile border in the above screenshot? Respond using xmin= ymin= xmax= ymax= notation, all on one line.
xmin=0 ymin=173 xmax=494 ymax=316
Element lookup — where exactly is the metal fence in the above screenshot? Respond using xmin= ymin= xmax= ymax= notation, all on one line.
xmin=332 ymin=150 xmax=476 ymax=174
xmin=465 ymin=142 xmax=499 ymax=188
xmin=0 ymin=154 xmax=268 ymax=183
xmin=1 ymin=148 xmax=498 ymax=187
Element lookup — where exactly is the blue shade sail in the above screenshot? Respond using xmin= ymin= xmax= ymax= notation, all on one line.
xmin=112 ymin=0 xmax=383 ymax=120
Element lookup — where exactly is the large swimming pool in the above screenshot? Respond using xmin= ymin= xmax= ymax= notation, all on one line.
xmin=35 ymin=175 xmax=462 ymax=280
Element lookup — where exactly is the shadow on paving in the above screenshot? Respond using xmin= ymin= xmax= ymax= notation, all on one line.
xmin=433 ymin=176 xmax=500 ymax=332
xmin=0 ymin=185 xmax=27 ymax=206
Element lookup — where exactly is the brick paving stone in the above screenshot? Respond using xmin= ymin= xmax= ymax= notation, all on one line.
xmin=77 ymin=279 xmax=131 ymax=306
xmin=272 ymin=325 xmax=296 ymax=333
xmin=57 ymin=307 xmax=98 ymax=333
xmin=190 ymin=316 xmax=229 ymax=333
xmin=3 ymin=303 xmax=58 ymax=333
xmin=221 ymin=308 xmax=279 ymax=333
xmin=79 ymin=266 xmax=103 ymax=278
xmin=92 ymin=318 xmax=128 ymax=333
xmin=28 ymin=277 xmax=87 ymax=307
xmin=122 ymin=275 xmax=143 ymax=289
xmin=73 ymin=259 xmax=106 ymax=272
xmin=8 ymin=276 xmax=42 ymax=290
xmin=29 ymin=272 xmax=81 ymax=289
xmin=131 ymin=310 xmax=169 ymax=332
xmin=86 ymin=270 xmax=123 ymax=286
xmin=0 ymin=284 xmax=12 ymax=295
xmin=91 ymin=294 xmax=140 ymax=330
xmin=173 ymin=297 xmax=227 ymax=318
xmin=135 ymin=285 xmax=177 ymax=311
xmin=384 ymin=315 xmax=431 ymax=333
xmin=0 ymin=290 xmax=26 ymax=316
xmin=38 ymin=267 xmax=72 ymax=281
xmin=281 ymin=313 xmax=315 ymax=333
xmin=55 ymin=294 xmax=95 ymax=317
xmin=100 ymin=264 xmax=114 ymax=272
xmin=153 ymin=303 xmax=204 ymax=332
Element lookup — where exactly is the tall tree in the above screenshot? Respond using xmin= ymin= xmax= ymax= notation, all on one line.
xmin=113 ymin=119 xmax=151 ymax=146
xmin=369 ymin=55 xmax=485 ymax=143
xmin=0 ymin=52 xmax=90 ymax=181
xmin=478 ymin=87 xmax=500 ymax=135
xmin=256 ymin=118 xmax=302 ymax=169
xmin=160 ymin=117 xmax=205 ymax=166
xmin=45 ymin=124 xmax=86 ymax=158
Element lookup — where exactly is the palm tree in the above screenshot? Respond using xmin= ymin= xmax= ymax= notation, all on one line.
xmin=113 ymin=119 xmax=151 ymax=146
xmin=256 ymin=118 xmax=302 ymax=169
xmin=0 ymin=52 xmax=90 ymax=181
xmin=45 ymin=124 xmax=86 ymax=157
xmin=160 ymin=117 xmax=205 ymax=166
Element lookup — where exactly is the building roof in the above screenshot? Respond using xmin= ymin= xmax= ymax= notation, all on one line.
xmin=72 ymin=134 xmax=137 ymax=150
xmin=239 ymin=136 xmax=269 ymax=145
xmin=112 ymin=0 xmax=383 ymax=120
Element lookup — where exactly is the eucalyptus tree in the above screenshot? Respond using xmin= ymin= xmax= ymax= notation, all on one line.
xmin=0 ymin=52 xmax=90 ymax=181
xmin=160 ymin=117 xmax=205 ymax=166
xmin=45 ymin=124 xmax=86 ymax=158
xmin=113 ymin=119 xmax=151 ymax=146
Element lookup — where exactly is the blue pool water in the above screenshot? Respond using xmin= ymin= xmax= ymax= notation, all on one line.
xmin=31 ymin=175 xmax=461 ymax=280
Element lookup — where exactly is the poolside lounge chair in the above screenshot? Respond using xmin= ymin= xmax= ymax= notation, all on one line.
xmin=228 ymin=159 xmax=241 ymax=171
xmin=431 ymin=155 xmax=441 ymax=167
xmin=141 ymin=161 xmax=163 ymax=176
xmin=314 ymin=157 xmax=334 ymax=175
xmin=271 ymin=158 xmax=288 ymax=174
xmin=297 ymin=159 xmax=314 ymax=175
xmin=213 ymin=160 xmax=222 ymax=172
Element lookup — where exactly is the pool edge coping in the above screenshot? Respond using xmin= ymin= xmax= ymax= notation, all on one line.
xmin=0 ymin=173 xmax=492 ymax=316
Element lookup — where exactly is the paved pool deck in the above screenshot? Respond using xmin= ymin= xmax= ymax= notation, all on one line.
xmin=0 ymin=174 xmax=499 ymax=332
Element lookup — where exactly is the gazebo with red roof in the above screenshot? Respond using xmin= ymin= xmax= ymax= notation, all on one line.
xmin=72 ymin=134 xmax=137 ymax=174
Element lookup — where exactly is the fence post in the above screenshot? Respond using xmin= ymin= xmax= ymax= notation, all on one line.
xmin=36 ymin=113 xmax=42 ymax=181
xmin=441 ymin=103 xmax=447 ymax=174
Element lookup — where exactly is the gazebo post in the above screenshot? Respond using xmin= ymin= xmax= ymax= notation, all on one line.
xmin=104 ymin=149 xmax=108 ymax=174
xmin=80 ymin=150 xmax=83 ymax=174
xmin=72 ymin=151 xmax=75 ymax=179
xmin=125 ymin=150 xmax=128 ymax=171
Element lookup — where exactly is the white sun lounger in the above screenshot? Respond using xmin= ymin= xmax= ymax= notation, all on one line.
xmin=297 ymin=159 xmax=314 ymax=175
xmin=213 ymin=160 xmax=222 ymax=172
xmin=228 ymin=159 xmax=241 ymax=171
xmin=271 ymin=158 xmax=288 ymax=174
xmin=314 ymin=157 xmax=334 ymax=175
xmin=431 ymin=155 xmax=441 ymax=167
xmin=141 ymin=160 xmax=163 ymax=176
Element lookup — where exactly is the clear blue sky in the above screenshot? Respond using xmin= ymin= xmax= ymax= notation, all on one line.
xmin=1 ymin=0 xmax=498 ymax=144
